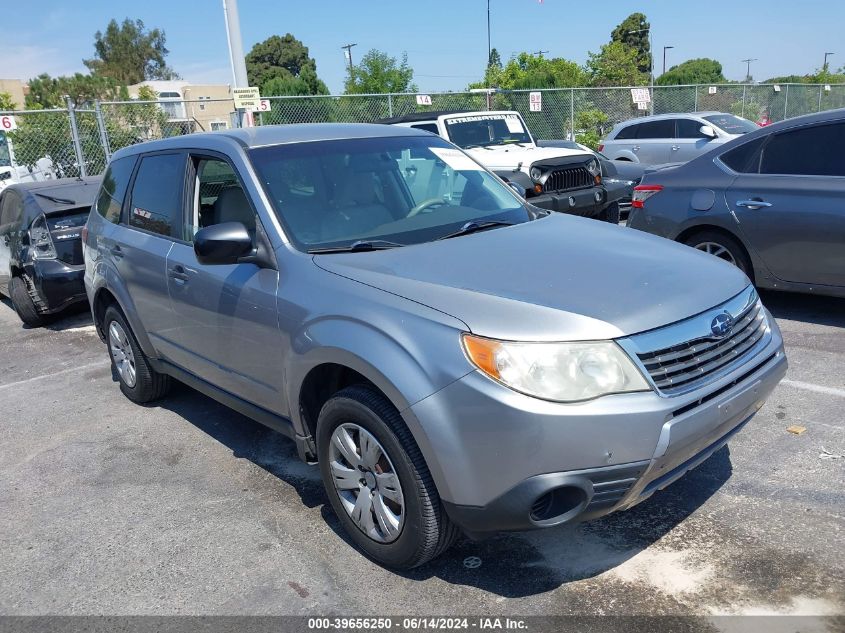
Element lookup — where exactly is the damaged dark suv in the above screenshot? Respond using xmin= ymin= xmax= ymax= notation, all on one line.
xmin=0 ymin=177 xmax=100 ymax=326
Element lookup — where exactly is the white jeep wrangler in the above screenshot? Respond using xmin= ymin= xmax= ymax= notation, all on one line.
xmin=382 ymin=110 xmax=606 ymax=217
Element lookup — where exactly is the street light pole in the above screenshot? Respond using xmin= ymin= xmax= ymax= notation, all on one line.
xmin=487 ymin=0 xmax=491 ymax=66
xmin=663 ymin=46 xmax=674 ymax=75
xmin=824 ymin=52 xmax=835 ymax=72
xmin=222 ymin=0 xmax=250 ymax=126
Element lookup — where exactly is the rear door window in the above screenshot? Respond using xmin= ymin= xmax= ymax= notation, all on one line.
xmin=614 ymin=124 xmax=639 ymax=140
xmin=760 ymin=123 xmax=845 ymax=177
xmin=636 ymin=120 xmax=675 ymax=139
xmin=95 ymin=156 xmax=136 ymax=223
xmin=128 ymin=153 xmax=187 ymax=238
xmin=720 ymin=137 xmax=765 ymax=173
xmin=0 ymin=190 xmax=23 ymax=232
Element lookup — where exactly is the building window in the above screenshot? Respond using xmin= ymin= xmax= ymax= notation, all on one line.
xmin=210 ymin=121 xmax=228 ymax=131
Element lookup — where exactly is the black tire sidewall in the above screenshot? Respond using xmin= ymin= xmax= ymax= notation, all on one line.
xmin=103 ymin=306 xmax=149 ymax=402
xmin=9 ymin=277 xmax=45 ymax=327
xmin=316 ymin=392 xmax=429 ymax=568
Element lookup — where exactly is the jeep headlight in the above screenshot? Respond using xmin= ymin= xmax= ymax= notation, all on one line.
xmin=586 ymin=159 xmax=601 ymax=176
xmin=529 ymin=166 xmax=543 ymax=181
xmin=462 ymin=334 xmax=650 ymax=402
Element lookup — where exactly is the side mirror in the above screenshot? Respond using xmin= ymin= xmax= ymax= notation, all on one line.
xmin=700 ymin=125 xmax=717 ymax=139
xmin=194 ymin=222 xmax=253 ymax=265
xmin=507 ymin=182 xmax=527 ymax=199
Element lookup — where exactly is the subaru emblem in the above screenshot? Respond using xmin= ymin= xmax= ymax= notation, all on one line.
xmin=710 ymin=312 xmax=734 ymax=338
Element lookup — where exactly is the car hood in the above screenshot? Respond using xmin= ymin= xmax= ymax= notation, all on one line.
xmin=313 ymin=214 xmax=750 ymax=341
xmin=464 ymin=145 xmax=589 ymax=171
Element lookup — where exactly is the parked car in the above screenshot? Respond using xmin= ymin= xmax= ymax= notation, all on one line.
xmin=600 ymin=112 xmax=760 ymax=164
xmin=84 ymin=124 xmax=786 ymax=569
xmin=0 ymin=177 xmax=101 ymax=326
xmin=628 ymin=108 xmax=845 ymax=298
xmin=380 ymin=111 xmax=607 ymax=219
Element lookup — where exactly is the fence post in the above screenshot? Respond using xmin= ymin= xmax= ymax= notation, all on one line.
xmin=569 ymin=88 xmax=575 ymax=141
xmin=694 ymin=85 xmax=698 ymax=112
xmin=65 ymin=96 xmax=87 ymax=178
xmin=94 ymin=100 xmax=111 ymax=164
xmin=783 ymin=84 xmax=789 ymax=119
xmin=741 ymin=84 xmax=747 ymax=118
xmin=388 ymin=94 xmax=394 ymax=117
xmin=818 ymin=85 xmax=823 ymax=112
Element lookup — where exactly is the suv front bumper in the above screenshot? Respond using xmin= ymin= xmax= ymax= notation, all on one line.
xmin=407 ymin=317 xmax=786 ymax=533
xmin=528 ymin=185 xmax=606 ymax=217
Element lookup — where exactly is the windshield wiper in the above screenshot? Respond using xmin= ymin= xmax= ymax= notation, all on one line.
xmin=437 ymin=220 xmax=514 ymax=241
xmin=34 ymin=192 xmax=76 ymax=205
xmin=307 ymin=239 xmax=406 ymax=254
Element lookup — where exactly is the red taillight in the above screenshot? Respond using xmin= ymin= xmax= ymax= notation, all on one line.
xmin=597 ymin=144 xmax=604 ymax=152
xmin=631 ymin=184 xmax=664 ymax=209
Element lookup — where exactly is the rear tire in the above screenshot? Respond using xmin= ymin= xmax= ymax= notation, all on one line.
xmin=602 ymin=202 xmax=621 ymax=225
xmin=103 ymin=305 xmax=171 ymax=403
xmin=317 ymin=385 xmax=459 ymax=569
xmin=684 ymin=230 xmax=753 ymax=280
xmin=9 ymin=276 xmax=46 ymax=327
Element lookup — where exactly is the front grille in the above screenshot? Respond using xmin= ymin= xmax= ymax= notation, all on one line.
xmin=543 ymin=166 xmax=592 ymax=193
xmin=636 ymin=300 xmax=768 ymax=394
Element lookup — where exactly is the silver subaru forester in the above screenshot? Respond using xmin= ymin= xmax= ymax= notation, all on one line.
xmin=83 ymin=123 xmax=787 ymax=569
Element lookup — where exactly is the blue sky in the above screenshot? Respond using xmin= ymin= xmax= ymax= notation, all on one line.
xmin=3 ymin=0 xmax=842 ymax=93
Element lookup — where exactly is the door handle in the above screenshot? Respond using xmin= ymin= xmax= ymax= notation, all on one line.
xmin=108 ymin=245 xmax=123 ymax=258
xmin=736 ymin=199 xmax=773 ymax=210
xmin=632 ymin=146 xmax=640 ymax=151
xmin=671 ymin=145 xmax=680 ymax=151
xmin=169 ymin=265 xmax=189 ymax=282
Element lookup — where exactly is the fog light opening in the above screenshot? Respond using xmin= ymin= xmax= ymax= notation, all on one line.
xmin=529 ymin=486 xmax=587 ymax=522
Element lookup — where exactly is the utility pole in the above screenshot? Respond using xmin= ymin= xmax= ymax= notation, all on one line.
xmin=342 ymin=43 xmax=357 ymax=80
xmin=823 ymin=52 xmax=835 ymax=72
xmin=662 ymin=46 xmax=674 ymax=75
xmin=487 ymin=0 xmax=491 ymax=66
xmin=741 ymin=58 xmax=757 ymax=82
xmin=532 ymin=50 xmax=549 ymax=58
xmin=222 ymin=0 xmax=250 ymax=126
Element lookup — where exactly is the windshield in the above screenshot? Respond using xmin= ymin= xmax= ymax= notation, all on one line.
xmin=249 ymin=135 xmax=532 ymax=252
xmin=704 ymin=114 xmax=759 ymax=135
xmin=444 ymin=113 xmax=532 ymax=148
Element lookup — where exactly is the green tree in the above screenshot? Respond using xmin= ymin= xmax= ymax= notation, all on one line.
xmin=610 ymin=13 xmax=651 ymax=74
xmin=657 ymin=58 xmax=727 ymax=86
xmin=470 ymin=53 xmax=586 ymax=90
xmin=0 ymin=92 xmax=15 ymax=111
xmin=574 ymin=109 xmax=610 ymax=150
xmin=488 ymin=47 xmax=502 ymax=70
xmin=84 ymin=18 xmax=177 ymax=84
xmin=586 ymin=41 xmax=648 ymax=87
xmin=246 ymin=34 xmax=327 ymax=93
xmin=26 ymin=73 xmax=128 ymax=109
xmin=344 ymin=49 xmax=416 ymax=94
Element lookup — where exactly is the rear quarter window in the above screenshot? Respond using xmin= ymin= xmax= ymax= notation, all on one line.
xmin=95 ymin=156 xmax=136 ymax=223
xmin=720 ymin=137 xmax=765 ymax=173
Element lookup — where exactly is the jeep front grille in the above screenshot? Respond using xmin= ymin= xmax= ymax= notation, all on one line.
xmin=542 ymin=166 xmax=592 ymax=193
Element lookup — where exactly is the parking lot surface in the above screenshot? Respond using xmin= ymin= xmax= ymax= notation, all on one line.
xmin=0 ymin=291 xmax=843 ymax=619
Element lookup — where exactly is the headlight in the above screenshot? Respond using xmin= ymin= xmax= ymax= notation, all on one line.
xmin=586 ymin=159 xmax=600 ymax=176
xmin=529 ymin=166 xmax=543 ymax=181
xmin=462 ymin=334 xmax=650 ymax=402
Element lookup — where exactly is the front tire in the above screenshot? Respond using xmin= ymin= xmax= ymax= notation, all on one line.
xmin=317 ymin=385 xmax=459 ymax=569
xmin=9 ymin=276 xmax=46 ymax=327
xmin=103 ymin=305 xmax=171 ymax=403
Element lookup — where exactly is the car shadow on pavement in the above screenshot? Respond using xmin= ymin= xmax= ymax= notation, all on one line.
xmin=760 ymin=290 xmax=845 ymax=328
xmin=152 ymin=379 xmax=733 ymax=598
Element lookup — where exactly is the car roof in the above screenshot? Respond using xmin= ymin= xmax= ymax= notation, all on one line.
xmin=6 ymin=176 xmax=102 ymax=214
xmin=378 ymin=111 xmax=467 ymax=124
xmin=115 ymin=123 xmax=433 ymax=156
xmin=615 ymin=112 xmax=726 ymax=127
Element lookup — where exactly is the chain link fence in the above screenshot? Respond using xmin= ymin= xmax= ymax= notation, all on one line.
xmin=2 ymin=84 xmax=843 ymax=180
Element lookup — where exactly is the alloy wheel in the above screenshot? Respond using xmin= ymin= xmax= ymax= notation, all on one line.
xmin=328 ymin=423 xmax=405 ymax=543
xmin=694 ymin=241 xmax=737 ymax=266
xmin=108 ymin=320 xmax=137 ymax=388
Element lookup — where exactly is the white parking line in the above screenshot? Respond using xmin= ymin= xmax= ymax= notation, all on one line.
xmin=0 ymin=361 xmax=110 ymax=391
xmin=782 ymin=379 xmax=845 ymax=398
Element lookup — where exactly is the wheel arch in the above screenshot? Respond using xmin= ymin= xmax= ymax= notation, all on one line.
xmin=675 ymin=223 xmax=757 ymax=283
xmin=90 ymin=283 xmax=158 ymax=358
